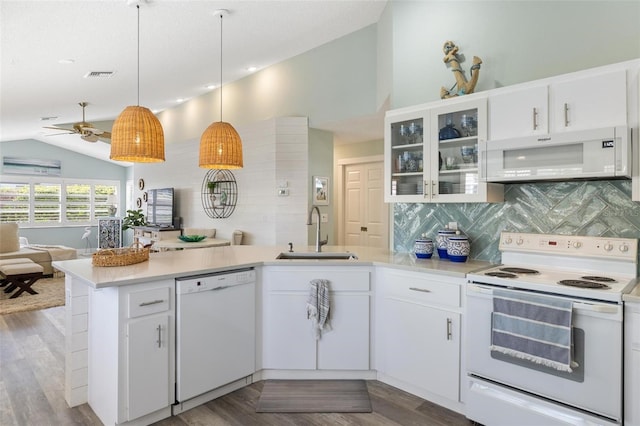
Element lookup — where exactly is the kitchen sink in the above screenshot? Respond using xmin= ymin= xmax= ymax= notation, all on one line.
xmin=275 ymin=252 xmax=358 ymax=260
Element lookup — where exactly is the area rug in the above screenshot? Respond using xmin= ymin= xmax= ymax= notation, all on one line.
xmin=256 ymin=380 xmax=372 ymax=413
xmin=0 ymin=277 xmax=65 ymax=315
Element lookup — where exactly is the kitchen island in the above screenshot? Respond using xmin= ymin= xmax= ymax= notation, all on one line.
xmin=54 ymin=245 xmax=491 ymax=426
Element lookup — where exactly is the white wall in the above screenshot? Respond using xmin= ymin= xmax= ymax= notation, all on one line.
xmin=133 ymin=117 xmax=308 ymax=247
xmin=391 ymin=1 xmax=640 ymax=108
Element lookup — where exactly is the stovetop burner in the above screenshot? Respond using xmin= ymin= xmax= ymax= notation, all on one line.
xmin=485 ymin=271 xmax=517 ymax=279
xmin=581 ymin=276 xmax=617 ymax=283
xmin=499 ymin=267 xmax=539 ymax=274
xmin=558 ymin=279 xmax=611 ymax=289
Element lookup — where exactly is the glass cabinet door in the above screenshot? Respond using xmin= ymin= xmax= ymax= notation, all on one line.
xmin=430 ymin=99 xmax=485 ymax=200
xmin=385 ymin=112 xmax=427 ymax=200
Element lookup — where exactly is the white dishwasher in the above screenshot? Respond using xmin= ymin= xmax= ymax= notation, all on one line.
xmin=175 ymin=268 xmax=256 ymax=403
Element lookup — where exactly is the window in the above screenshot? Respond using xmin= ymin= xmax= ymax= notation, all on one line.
xmin=0 ymin=176 xmax=119 ymax=226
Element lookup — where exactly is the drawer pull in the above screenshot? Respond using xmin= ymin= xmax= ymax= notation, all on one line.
xmin=409 ymin=287 xmax=431 ymax=293
xmin=446 ymin=318 xmax=453 ymax=340
xmin=156 ymin=324 xmax=162 ymax=348
xmin=139 ymin=299 xmax=164 ymax=307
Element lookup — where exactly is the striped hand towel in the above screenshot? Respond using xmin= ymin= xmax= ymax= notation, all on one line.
xmin=306 ymin=279 xmax=331 ymax=339
xmin=491 ymin=289 xmax=577 ymax=372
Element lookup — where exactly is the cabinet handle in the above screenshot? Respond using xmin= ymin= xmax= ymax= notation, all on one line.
xmin=532 ymin=107 xmax=538 ymax=130
xmin=423 ymin=180 xmax=428 ymax=198
xmin=446 ymin=318 xmax=453 ymax=340
xmin=156 ymin=324 xmax=162 ymax=348
xmin=139 ymin=299 xmax=164 ymax=307
xmin=212 ymin=285 xmax=229 ymax=291
xmin=564 ymin=103 xmax=570 ymax=127
xmin=431 ymin=181 xmax=437 ymax=198
xmin=409 ymin=287 xmax=431 ymax=293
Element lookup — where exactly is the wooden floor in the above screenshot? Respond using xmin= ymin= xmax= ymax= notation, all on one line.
xmin=0 ymin=306 xmax=472 ymax=426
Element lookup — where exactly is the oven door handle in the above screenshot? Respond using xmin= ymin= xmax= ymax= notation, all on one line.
xmin=572 ymin=302 xmax=619 ymax=314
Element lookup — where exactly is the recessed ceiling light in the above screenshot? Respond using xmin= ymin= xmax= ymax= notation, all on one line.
xmin=247 ymin=66 xmax=258 ymax=72
xmin=58 ymin=59 xmax=75 ymax=64
xmin=40 ymin=116 xmax=58 ymax=121
xmin=206 ymin=84 xmax=217 ymax=90
xmin=176 ymin=98 xmax=185 ymax=103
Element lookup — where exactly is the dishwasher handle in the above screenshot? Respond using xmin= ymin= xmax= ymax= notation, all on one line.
xmin=212 ymin=285 xmax=230 ymax=291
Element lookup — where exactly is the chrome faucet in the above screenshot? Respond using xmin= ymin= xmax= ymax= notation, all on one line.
xmin=307 ymin=206 xmax=328 ymax=252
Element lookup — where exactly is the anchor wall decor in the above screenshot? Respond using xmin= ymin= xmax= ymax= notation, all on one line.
xmin=440 ymin=41 xmax=482 ymax=99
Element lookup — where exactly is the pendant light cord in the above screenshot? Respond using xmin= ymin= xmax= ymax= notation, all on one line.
xmin=137 ymin=4 xmax=140 ymax=107
xmin=219 ymin=12 xmax=223 ymax=122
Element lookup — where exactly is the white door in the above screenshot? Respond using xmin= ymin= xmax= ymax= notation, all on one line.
xmin=344 ymin=162 xmax=388 ymax=248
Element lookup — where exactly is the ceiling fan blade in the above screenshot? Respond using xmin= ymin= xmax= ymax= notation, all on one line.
xmin=43 ymin=126 xmax=77 ymax=132
xmin=45 ymin=131 xmax=74 ymax=136
xmin=81 ymin=134 xmax=99 ymax=143
xmin=99 ymin=131 xmax=112 ymax=139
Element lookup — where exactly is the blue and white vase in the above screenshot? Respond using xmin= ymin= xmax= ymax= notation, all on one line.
xmin=436 ymin=229 xmax=456 ymax=258
xmin=414 ymin=238 xmax=433 ymax=259
xmin=447 ymin=235 xmax=470 ymax=262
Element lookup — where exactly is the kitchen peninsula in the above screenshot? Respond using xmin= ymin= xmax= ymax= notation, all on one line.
xmin=54 ymin=245 xmax=490 ymax=426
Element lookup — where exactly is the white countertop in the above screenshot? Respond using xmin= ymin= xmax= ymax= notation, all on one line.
xmin=53 ymin=245 xmax=493 ymax=288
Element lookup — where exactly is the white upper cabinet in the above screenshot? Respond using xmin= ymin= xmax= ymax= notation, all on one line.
xmin=384 ymin=95 xmax=503 ymax=203
xmin=489 ymin=67 xmax=628 ymax=141
xmin=488 ymin=85 xmax=549 ymax=140
xmin=550 ymin=69 xmax=627 ymax=132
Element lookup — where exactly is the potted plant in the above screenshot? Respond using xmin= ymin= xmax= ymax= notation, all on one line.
xmin=122 ymin=209 xmax=146 ymax=231
xmin=207 ymin=181 xmax=218 ymax=193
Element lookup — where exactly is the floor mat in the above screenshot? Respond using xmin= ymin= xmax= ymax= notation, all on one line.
xmin=256 ymin=379 xmax=372 ymax=413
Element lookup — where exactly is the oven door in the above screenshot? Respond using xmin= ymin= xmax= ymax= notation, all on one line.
xmin=465 ymin=283 xmax=623 ymax=422
xmin=483 ymin=126 xmax=630 ymax=182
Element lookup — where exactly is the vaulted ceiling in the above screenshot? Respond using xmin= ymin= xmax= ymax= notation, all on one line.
xmin=0 ymin=0 xmax=387 ymax=163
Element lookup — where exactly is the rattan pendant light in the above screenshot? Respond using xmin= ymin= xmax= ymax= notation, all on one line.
xmin=199 ymin=9 xmax=243 ymax=169
xmin=110 ymin=4 xmax=165 ymax=163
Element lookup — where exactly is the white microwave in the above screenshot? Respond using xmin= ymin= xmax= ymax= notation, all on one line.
xmin=483 ymin=126 xmax=631 ymax=182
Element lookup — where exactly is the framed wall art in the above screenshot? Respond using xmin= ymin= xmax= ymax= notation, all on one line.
xmin=312 ymin=176 xmax=329 ymax=205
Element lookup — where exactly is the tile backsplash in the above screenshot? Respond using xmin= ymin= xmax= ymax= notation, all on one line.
xmin=393 ymin=180 xmax=640 ymax=264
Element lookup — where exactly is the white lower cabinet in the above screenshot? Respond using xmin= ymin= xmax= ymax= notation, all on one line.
xmin=88 ymin=280 xmax=174 ymax=426
xmin=262 ymin=266 xmax=371 ymax=371
xmin=126 ymin=314 xmax=171 ymax=421
xmin=377 ymin=267 xmax=463 ymax=410
xmin=625 ymin=300 xmax=640 ymax=426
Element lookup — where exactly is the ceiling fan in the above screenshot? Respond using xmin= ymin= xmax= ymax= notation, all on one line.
xmin=44 ymin=102 xmax=112 ymax=143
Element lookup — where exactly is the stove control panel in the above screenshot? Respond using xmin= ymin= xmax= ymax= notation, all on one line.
xmin=499 ymin=232 xmax=638 ymax=260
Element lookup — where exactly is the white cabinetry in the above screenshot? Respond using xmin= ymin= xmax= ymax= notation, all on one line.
xmin=489 ymin=67 xmax=628 ymax=141
xmin=625 ymin=300 xmax=640 ymax=426
xmin=88 ymin=280 xmax=174 ymax=426
xmin=262 ymin=266 xmax=371 ymax=371
xmin=376 ymin=268 xmax=463 ymax=412
xmin=384 ymin=95 xmax=503 ymax=203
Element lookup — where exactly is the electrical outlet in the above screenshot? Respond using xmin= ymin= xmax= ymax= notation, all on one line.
xmin=448 ymin=221 xmax=458 ymax=230
xmin=277 ymin=188 xmax=289 ymax=196
xmin=321 ymin=213 xmax=328 ymax=223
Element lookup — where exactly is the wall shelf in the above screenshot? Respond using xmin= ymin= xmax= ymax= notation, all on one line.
xmin=201 ymin=169 xmax=238 ymax=219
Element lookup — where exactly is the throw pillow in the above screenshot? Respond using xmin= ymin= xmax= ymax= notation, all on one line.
xmin=0 ymin=222 xmax=20 ymax=253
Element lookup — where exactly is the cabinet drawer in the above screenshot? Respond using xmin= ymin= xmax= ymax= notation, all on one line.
xmin=383 ymin=269 xmax=461 ymax=308
xmin=128 ymin=287 xmax=171 ymax=318
xmin=266 ymin=269 xmax=370 ymax=292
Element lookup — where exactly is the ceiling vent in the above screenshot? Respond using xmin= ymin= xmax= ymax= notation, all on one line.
xmin=84 ymin=71 xmax=116 ymax=78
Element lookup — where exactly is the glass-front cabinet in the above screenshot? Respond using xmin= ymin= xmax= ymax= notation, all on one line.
xmin=384 ymin=95 xmax=503 ymax=203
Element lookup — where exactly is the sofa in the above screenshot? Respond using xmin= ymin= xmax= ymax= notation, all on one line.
xmin=0 ymin=222 xmax=77 ymax=276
